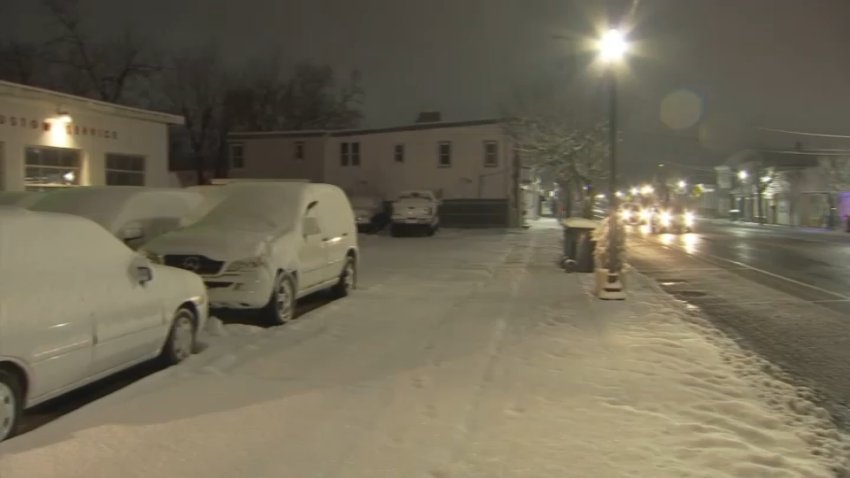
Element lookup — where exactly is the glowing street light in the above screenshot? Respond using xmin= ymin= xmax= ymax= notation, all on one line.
xmin=598 ymin=29 xmax=628 ymax=63
xmin=738 ymin=170 xmax=749 ymax=181
xmin=677 ymin=180 xmax=687 ymax=189
xmin=640 ymin=184 xmax=654 ymax=196
xmin=630 ymin=187 xmax=639 ymax=196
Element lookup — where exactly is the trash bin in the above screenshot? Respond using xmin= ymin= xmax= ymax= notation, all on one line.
xmin=560 ymin=217 xmax=600 ymax=273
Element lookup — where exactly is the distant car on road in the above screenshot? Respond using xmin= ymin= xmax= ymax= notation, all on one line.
xmin=0 ymin=207 xmax=208 ymax=442
xmin=143 ymin=182 xmax=359 ymax=325
xmin=28 ymin=186 xmax=207 ymax=249
xmin=651 ymin=206 xmax=695 ymax=234
xmin=391 ymin=190 xmax=440 ymax=236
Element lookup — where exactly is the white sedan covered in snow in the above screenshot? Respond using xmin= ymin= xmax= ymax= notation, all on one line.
xmin=0 ymin=207 xmax=208 ymax=442
xmin=28 ymin=186 xmax=208 ymax=249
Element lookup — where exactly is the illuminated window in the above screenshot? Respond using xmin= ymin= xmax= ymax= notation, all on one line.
xmin=24 ymin=146 xmax=81 ymax=190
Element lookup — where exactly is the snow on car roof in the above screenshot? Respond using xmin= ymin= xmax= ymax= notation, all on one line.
xmin=29 ymin=186 xmax=205 ymax=233
xmin=0 ymin=191 xmax=47 ymax=207
xmin=191 ymin=182 xmax=313 ymax=232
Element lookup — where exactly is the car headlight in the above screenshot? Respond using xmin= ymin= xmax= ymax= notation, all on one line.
xmin=226 ymin=256 xmax=267 ymax=272
xmin=640 ymin=209 xmax=651 ymax=221
xmin=660 ymin=212 xmax=672 ymax=226
xmin=684 ymin=212 xmax=695 ymax=226
xmin=621 ymin=209 xmax=632 ymax=220
xmin=141 ymin=250 xmax=163 ymax=264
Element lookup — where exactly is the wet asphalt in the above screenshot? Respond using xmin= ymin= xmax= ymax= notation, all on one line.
xmin=628 ymin=220 xmax=850 ymax=430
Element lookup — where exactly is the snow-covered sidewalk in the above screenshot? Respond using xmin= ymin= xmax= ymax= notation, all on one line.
xmin=1 ymin=222 xmax=847 ymax=477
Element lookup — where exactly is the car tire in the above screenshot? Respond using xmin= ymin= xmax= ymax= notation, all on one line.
xmin=331 ymin=256 xmax=357 ymax=298
xmin=160 ymin=307 xmax=197 ymax=366
xmin=0 ymin=369 xmax=22 ymax=442
xmin=260 ymin=272 xmax=296 ymax=326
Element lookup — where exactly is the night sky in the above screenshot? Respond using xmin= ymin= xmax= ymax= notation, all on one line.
xmin=4 ymin=0 xmax=850 ymax=178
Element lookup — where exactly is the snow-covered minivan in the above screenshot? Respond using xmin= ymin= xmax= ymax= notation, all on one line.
xmin=143 ymin=182 xmax=359 ymax=325
xmin=390 ymin=190 xmax=440 ymax=236
xmin=0 ymin=208 xmax=208 ymax=442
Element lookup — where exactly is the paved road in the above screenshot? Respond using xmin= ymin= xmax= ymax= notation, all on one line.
xmin=628 ymin=220 xmax=850 ymax=429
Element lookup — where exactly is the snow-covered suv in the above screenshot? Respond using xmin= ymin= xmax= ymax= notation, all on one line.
xmin=390 ymin=190 xmax=440 ymax=236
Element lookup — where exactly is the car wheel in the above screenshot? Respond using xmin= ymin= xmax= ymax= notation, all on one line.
xmin=160 ymin=307 xmax=196 ymax=366
xmin=260 ymin=272 xmax=296 ymax=326
xmin=0 ymin=370 xmax=22 ymax=442
xmin=331 ymin=256 xmax=357 ymax=298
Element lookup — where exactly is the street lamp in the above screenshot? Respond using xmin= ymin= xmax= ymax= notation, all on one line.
xmin=738 ymin=170 xmax=749 ymax=181
xmin=640 ymin=184 xmax=654 ymax=196
xmin=677 ymin=180 xmax=687 ymax=189
xmin=597 ymin=27 xmax=628 ymax=299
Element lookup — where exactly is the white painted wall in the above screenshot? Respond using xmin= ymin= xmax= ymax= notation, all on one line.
xmin=228 ymin=135 xmax=326 ymax=182
xmin=0 ymin=93 xmax=172 ymax=191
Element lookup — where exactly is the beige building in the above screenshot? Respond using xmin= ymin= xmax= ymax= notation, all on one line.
xmin=0 ymin=80 xmax=183 ymax=192
xmin=228 ymin=119 xmax=537 ymax=226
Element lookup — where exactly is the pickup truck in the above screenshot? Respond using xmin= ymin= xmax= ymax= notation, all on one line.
xmin=390 ymin=190 xmax=440 ymax=236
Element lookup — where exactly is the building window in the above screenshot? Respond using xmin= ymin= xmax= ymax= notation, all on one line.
xmin=230 ymin=143 xmax=245 ymax=169
xmin=340 ymin=142 xmax=360 ymax=167
xmin=394 ymin=144 xmax=404 ymax=163
xmin=484 ymin=141 xmax=498 ymax=168
xmin=438 ymin=141 xmax=452 ymax=168
xmin=340 ymin=142 xmax=349 ymax=166
xmin=24 ymin=146 xmax=81 ymax=190
xmin=351 ymin=142 xmax=360 ymax=166
xmin=295 ymin=141 xmax=305 ymax=160
xmin=105 ymin=154 xmax=145 ymax=186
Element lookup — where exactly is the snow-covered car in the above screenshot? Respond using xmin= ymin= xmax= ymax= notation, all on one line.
xmin=0 ymin=207 xmax=208 ymax=442
xmin=350 ymin=195 xmax=388 ymax=233
xmin=143 ymin=182 xmax=359 ymax=325
xmin=390 ymin=190 xmax=440 ymax=236
xmin=28 ymin=186 xmax=207 ymax=249
xmin=0 ymin=191 xmax=45 ymax=208
xmin=651 ymin=206 xmax=695 ymax=234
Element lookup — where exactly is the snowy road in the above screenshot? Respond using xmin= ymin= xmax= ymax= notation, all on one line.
xmin=629 ymin=221 xmax=850 ymax=432
xmin=1 ymin=222 xmax=848 ymax=477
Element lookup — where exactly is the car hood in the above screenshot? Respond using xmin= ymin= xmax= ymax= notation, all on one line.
xmin=144 ymin=225 xmax=275 ymax=260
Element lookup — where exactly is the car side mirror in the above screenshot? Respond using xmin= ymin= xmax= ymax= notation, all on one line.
xmin=131 ymin=255 xmax=154 ymax=284
xmin=119 ymin=222 xmax=144 ymax=242
xmin=136 ymin=266 xmax=153 ymax=284
xmin=303 ymin=217 xmax=321 ymax=237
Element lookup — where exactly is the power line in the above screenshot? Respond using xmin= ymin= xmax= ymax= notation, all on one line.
xmin=758 ymin=127 xmax=850 ymax=139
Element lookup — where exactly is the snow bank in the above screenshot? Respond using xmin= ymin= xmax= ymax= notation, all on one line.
xmin=0 ymin=223 xmax=846 ymax=477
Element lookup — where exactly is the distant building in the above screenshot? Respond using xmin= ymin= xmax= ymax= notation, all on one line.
xmin=227 ymin=117 xmax=539 ymax=227
xmin=716 ymin=148 xmax=850 ymax=227
xmin=0 ymin=80 xmax=183 ymax=191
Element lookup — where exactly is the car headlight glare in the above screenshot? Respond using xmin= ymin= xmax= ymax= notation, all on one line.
xmin=660 ymin=212 xmax=672 ymax=226
xmin=226 ymin=256 xmax=267 ymax=272
xmin=684 ymin=212 xmax=695 ymax=226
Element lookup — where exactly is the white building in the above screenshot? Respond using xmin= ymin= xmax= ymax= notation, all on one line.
xmin=0 ymin=80 xmax=183 ymax=192
xmin=229 ymin=119 xmax=539 ymax=227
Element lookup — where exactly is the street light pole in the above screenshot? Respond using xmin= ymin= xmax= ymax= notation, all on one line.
xmin=607 ymin=70 xmax=619 ymax=273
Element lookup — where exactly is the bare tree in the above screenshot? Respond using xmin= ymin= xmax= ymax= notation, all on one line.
xmin=160 ymin=47 xmax=228 ymax=185
xmin=40 ymin=0 xmax=159 ymax=103
xmin=0 ymin=40 xmax=43 ymax=85
xmin=229 ymin=60 xmax=363 ymax=132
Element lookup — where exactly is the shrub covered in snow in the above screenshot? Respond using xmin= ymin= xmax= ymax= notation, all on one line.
xmin=593 ymin=216 xmax=625 ymax=271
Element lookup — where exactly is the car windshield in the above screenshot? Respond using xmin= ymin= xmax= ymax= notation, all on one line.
xmin=193 ymin=184 xmax=303 ymax=232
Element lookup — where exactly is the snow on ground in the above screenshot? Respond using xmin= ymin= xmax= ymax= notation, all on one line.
xmin=0 ymin=220 xmax=847 ymax=477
